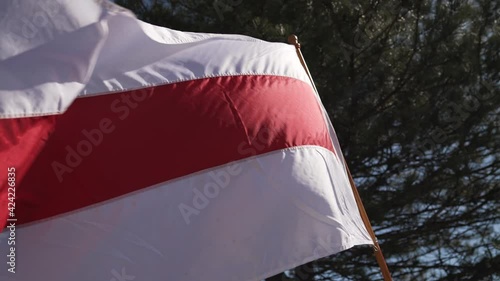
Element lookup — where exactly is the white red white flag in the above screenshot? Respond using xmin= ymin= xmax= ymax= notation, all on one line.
xmin=0 ymin=1 xmax=372 ymax=280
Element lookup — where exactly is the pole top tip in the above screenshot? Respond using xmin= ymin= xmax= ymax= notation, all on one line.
xmin=287 ymin=34 xmax=300 ymax=48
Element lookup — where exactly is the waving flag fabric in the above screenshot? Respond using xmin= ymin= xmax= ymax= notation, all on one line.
xmin=0 ymin=1 xmax=372 ymax=280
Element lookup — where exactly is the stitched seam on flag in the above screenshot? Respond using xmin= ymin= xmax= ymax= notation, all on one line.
xmin=77 ymin=73 xmax=312 ymax=99
xmin=148 ymin=34 xmax=264 ymax=44
xmin=119 ymin=145 xmax=338 ymax=196
xmin=12 ymin=145 xmax=336 ymax=229
xmin=0 ymin=111 xmax=66 ymax=119
xmin=0 ymin=74 xmax=312 ymax=119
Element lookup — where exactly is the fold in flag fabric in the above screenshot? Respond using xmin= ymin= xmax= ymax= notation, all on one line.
xmin=0 ymin=1 xmax=372 ymax=280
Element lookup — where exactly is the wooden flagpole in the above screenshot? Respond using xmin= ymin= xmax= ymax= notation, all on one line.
xmin=287 ymin=34 xmax=393 ymax=281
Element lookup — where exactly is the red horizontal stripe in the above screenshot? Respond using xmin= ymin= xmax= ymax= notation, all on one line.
xmin=0 ymin=116 xmax=56 ymax=229
xmin=1 ymin=75 xmax=333 ymax=226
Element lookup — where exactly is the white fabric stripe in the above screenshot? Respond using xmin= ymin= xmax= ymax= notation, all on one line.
xmin=0 ymin=0 xmax=310 ymax=118
xmin=0 ymin=146 xmax=372 ymax=281
xmin=85 ymin=14 xmax=310 ymax=95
